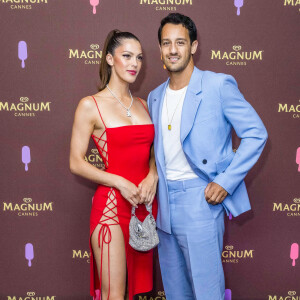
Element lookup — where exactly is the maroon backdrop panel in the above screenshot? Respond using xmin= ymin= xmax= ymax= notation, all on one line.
xmin=0 ymin=0 xmax=299 ymax=299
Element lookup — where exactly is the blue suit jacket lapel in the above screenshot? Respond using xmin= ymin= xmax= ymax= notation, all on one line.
xmin=180 ymin=67 xmax=204 ymax=143
xmin=152 ymin=79 xmax=169 ymax=175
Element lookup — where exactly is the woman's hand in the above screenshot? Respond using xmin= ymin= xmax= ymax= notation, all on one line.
xmin=116 ymin=177 xmax=140 ymax=207
xmin=137 ymin=173 xmax=158 ymax=206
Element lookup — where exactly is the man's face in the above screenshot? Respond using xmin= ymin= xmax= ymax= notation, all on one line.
xmin=160 ymin=23 xmax=197 ymax=73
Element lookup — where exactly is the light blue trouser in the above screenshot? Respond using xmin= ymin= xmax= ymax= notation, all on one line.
xmin=158 ymin=177 xmax=225 ymax=300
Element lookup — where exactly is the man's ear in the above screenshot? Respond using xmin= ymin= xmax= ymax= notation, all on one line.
xmin=106 ymin=53 xmax=114 ymax=66
xmin=159 ymin=43 xmax=164 ymax=63
xmin=158 ymin=43 xmax=162 ymax=54
xmin=191 ymin=40 xmax=198 ymax=55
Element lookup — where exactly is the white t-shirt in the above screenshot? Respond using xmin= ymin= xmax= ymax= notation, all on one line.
xmin=161 ymin=85 xmax=198 ymax=181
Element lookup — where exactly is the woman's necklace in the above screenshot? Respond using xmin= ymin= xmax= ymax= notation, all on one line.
xmin=106 ymin=84 xmax=134 ymax=117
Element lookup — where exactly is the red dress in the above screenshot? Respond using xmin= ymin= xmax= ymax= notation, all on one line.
xmin=89 ymin=96 xmax=157 ymax=300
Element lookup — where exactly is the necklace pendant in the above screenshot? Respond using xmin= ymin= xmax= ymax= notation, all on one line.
xmin=168 ymin=124 xmax=172 ymax=130
xmin=127 ymin=110 xmax=132 ymax=117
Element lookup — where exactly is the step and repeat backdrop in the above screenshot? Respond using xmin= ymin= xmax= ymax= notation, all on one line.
xmin=0 ymin=0 xmax=299 ymax=299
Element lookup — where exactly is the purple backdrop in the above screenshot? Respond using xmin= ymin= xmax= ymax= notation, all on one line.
xmin=0 ymin=0 xmax=299 ymax=299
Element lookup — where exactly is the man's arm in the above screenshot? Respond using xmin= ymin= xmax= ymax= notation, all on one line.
xmin=212 ymin=75 xmax=268 ymax=196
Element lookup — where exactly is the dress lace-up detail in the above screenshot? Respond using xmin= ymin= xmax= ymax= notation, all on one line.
xmin=92 ymin=131 xmax=108 ymax=169
xmin=98 ymin=188 xmax=119 ymax=300
xmin=91 ymin=96 xmax=108 ymax=169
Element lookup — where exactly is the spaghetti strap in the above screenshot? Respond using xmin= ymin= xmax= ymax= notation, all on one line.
xmin=92 ymin=96 xmax=107 ymax=129
xmin=137 ymin=97 xmax=150 ymax=117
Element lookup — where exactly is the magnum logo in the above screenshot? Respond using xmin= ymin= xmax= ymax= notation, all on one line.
xmin=68 ymin=44 xmax=102 ymax=65
xmin=138 ymin=291 xmax=166 ymax=300
xmin=268 ymin=291 xmax=299 ymax=300
xmin=278 ymin=100 xmax=300 ymax=119
xmin=211 ymin=45 xmax=263 ymax=66
xmin=284 ymin=0 xmax=300 ymax=11
xmin=1 ymin=0 xmax=48 ymax=10
xmin=72 ymin=249 xmax=90 ymax=263
xmin=0 ymin=97 xmax=51 ymax=117
xmin=85 ymin=148 xmax=104 ymax=169
xmin=3 ymin=197 xmax=54 ymax=217
xmin=222 ymin=245 xmax=254 ymax=263
xmin=273 ymin=198 xmax=300 ymax=217
xmin=139 ymin=0 xmax=192 ymax=11
xmin=7 ymin=291 xmax=56 ymax=300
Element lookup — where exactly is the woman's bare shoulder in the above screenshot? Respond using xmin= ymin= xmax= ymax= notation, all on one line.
xmin=77 ymin=90 xmax=108 ymax=111
xmin=78 ymin=96 xmax=95 ymax=111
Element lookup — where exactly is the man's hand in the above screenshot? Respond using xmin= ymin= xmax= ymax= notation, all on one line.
xmin=204 ymin=182 xmax=228 ymax=205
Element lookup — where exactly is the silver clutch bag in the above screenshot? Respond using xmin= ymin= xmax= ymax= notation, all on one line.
xmin=129 ymin=204 xmax=159 ymax=252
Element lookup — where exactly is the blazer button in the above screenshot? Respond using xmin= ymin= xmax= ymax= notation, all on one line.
xmin=202 ymin=159 xmax=207 ymax=164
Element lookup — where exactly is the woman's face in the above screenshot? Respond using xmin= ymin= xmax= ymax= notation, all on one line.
xmin=108 ymin=38 xmax=143 ymax=84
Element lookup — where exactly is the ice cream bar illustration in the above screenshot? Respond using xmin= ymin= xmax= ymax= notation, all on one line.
xmin=18 ymin=41 xmax=28 ymax=68
xmin=225 ymin=289 xmax=232 ymax=300
xmin=93 ymin=289 xmax=100 ymax=300
xmin=90 ymin=0 xmax=99 ymax=14
xmin=296 ymin=147 xmax=300 ymax=172
xmin=22 ymin=146 xmax=31 ymax=171
xmin=290 ymin=243 xmax=299 ymax=266
xmin=234 ymin=0 xmax=243 ymax=16
xmin=25 ymin=243 xmax=34 ymax=267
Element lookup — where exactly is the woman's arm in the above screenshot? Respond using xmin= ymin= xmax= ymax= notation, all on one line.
xmin=69 ymin=97 xmax=140 ymax=206
xmin=137 ymin=99 xmax=159 ymax=205
xmin=138 ymin=145 xmax=158 ymax=205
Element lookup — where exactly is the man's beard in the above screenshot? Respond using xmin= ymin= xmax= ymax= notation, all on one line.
xmin=164 ymin=52 xmax=192 ymax=73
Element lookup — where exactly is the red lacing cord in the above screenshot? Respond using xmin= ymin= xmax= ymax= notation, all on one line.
xmin=98 ymin=188 xmax=119 ymax=300
xmin=92 ymin=130 xmax=108 ymax=169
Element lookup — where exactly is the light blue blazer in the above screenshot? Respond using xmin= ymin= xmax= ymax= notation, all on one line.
xmin=147 ymin=67 xmax=268 ymax=234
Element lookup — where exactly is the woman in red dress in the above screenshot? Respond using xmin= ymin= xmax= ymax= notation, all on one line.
xmin=69 ymin=30 xmax=158 ymax=300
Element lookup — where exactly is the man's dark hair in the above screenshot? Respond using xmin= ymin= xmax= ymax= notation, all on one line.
xmin=158 ymin=13 xmax=197 ymax=45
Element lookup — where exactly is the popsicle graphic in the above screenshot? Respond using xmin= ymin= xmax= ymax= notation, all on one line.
xmin=93 ymin=289 xmax=100 ymax=300
xmin=22 ymin=146 xmax=31 ymax=171
xmin=90 ymin=0 xmax=99 ymax=14
xmin=234 ymin=0 xmax=243 ymax=16
xmin=296 ymin=147 xmax=300 ymax=172
xmin=225 ymin=289 xmax=232 ymax=300
xmin=18 ymin=41 xmax=28 ymax=68
xmin=25 ymin=243 xmax=34 ymax=267
xmin=290 ymin=243 xmax=299 ymax=267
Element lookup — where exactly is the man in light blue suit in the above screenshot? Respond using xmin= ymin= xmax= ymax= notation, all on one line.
xmin=147 ymin=13 xmax=268 ymax=300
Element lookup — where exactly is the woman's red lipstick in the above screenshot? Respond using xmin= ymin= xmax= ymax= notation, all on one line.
xmin=127 ymin=70 xmax=137 ymax=75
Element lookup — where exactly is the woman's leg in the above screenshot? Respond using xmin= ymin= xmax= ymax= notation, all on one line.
xmin=91 ymin=223 xmax=127 ymax=300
